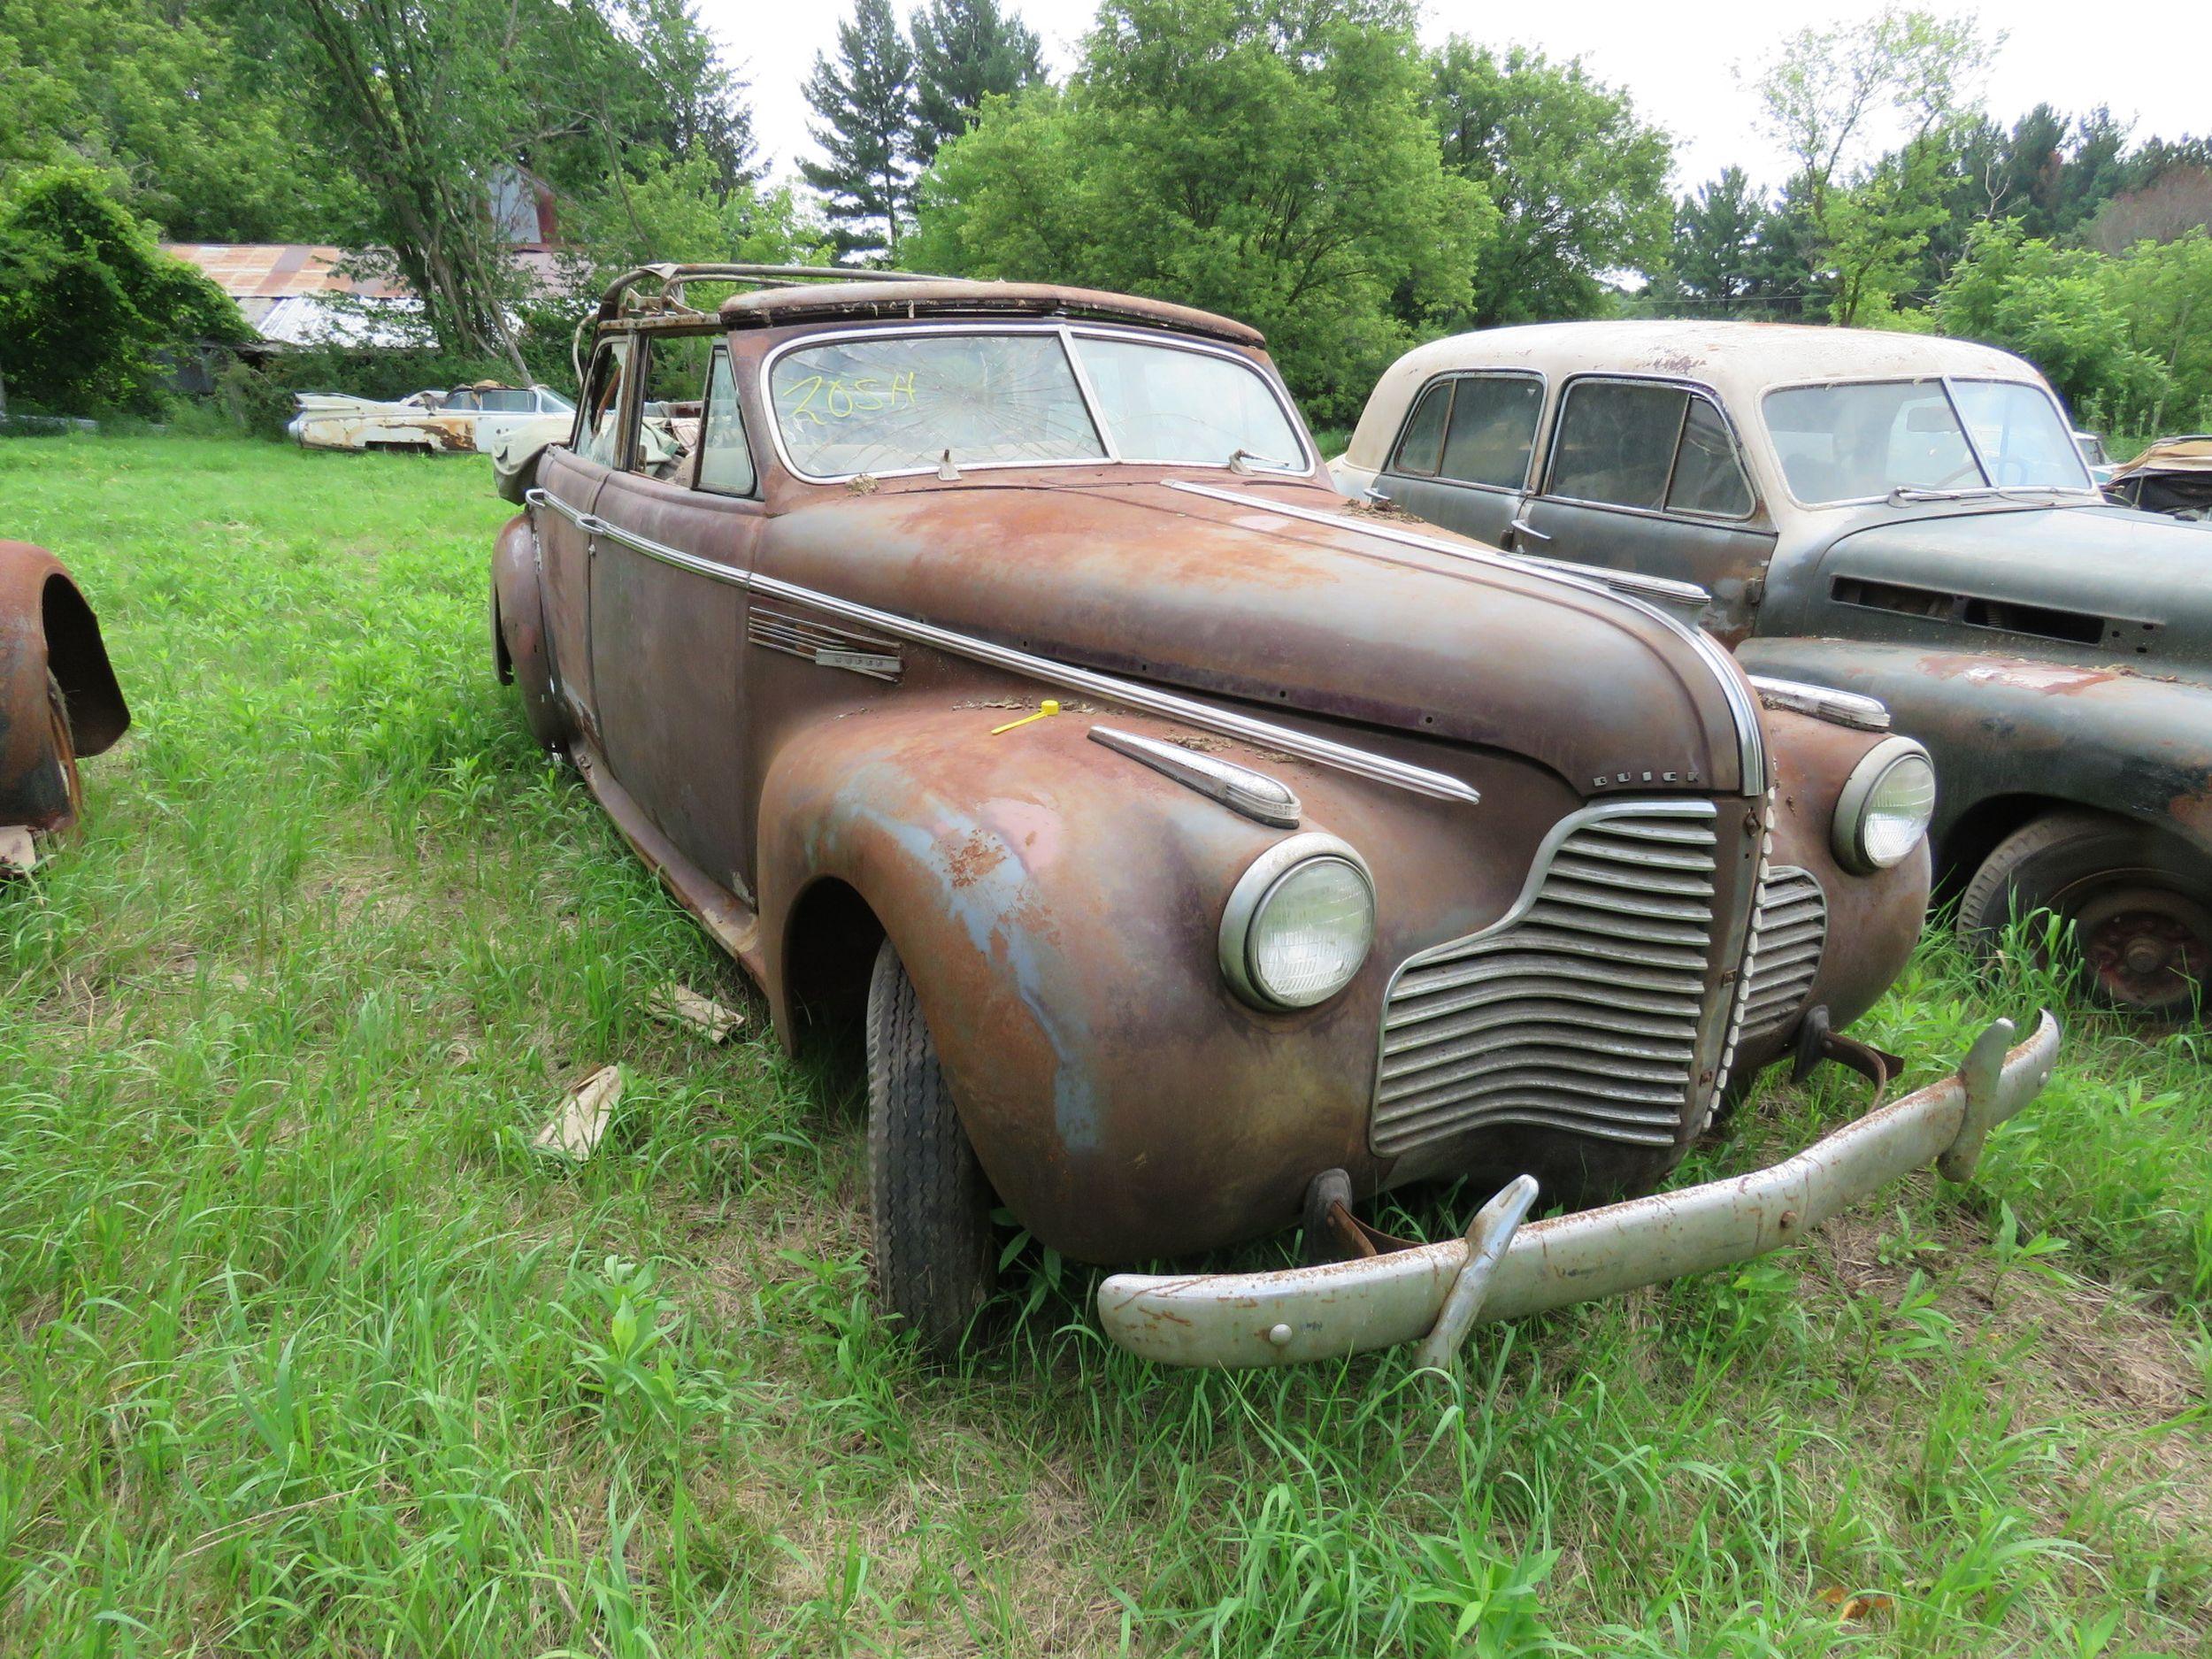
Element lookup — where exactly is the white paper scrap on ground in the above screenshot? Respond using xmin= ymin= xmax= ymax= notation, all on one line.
xmin=0 ymin=826 xmax=35 ymax=873
xmin=648 ymin=983 xmax=744 ymax=1042
xmin=534 ymin=1065 xmax=622 ymax=1162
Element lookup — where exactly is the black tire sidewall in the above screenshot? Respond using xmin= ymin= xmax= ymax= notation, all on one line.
xmin=864 ymin=939 xmax=997 ymax=1356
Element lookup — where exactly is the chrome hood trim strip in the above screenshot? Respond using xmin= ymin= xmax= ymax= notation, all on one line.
xmin=525 ymin=488 xmax=1480 ymax=806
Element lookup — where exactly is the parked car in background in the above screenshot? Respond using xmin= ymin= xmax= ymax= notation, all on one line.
xmin=2104 ymin=435 xmax=2212 ymax=522
xmin=1 ymin=541 xmax=130 ymax=872
xmin=289 ymin=381 xmax=574 ymax=454
xmin=1337 ymin=321 xmax=2212 ymax=1017
xmin=2073 ymin=429 xmax=2116 ymax=487
xmin=487 ymin=267 xmax=2055 ymax=1367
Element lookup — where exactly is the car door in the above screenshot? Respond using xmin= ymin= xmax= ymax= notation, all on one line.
xmin=1371 ymin=372 xmax=1543 ymax=549
xmin=1515 ymin=376 xmax=1778 ymax=641
xmin=586 ymin=334 xmax=766 ymax=899
xmin=473 ymin=386 xmax=534 ymax=449
xmin=531 ymin=337 xmax=635 ymax=743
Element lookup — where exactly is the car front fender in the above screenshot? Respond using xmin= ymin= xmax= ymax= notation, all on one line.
xmin=1737 ymin=637 xmax=2212 ymax=863
xmin=751 ymin=697 xmax=1477 ymax=1264
xmin=490 ymin=513 xmax=565 ymax=750
xmin=2 ymin=541 xmax=128 ymax=833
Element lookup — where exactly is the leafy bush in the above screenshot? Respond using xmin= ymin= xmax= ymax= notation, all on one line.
xmin=0 ymin=165 xmax=248 ymax=415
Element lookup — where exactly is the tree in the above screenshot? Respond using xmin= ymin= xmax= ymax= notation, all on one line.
xmin=0 ymin=0 xmax=360 ymax=240
xmin=621 ymin=0 xmax=764 ymax=195
xmin=1749 ymin=6 xmax=1993 ymax=320
xmin=224 ymin=0 xmax=753 ymax=373
xmin=801 ymin=0 xmax=918 ymax=261
xmin=1428 ymin=41 xmax=1672 ymax=326
xmin=0 ymin=165 xmax=247 ymax=413
xmin=1935 ymin=219 xmax=2168 ymax=429
xmin=1673 ymin=168 xmax=1767 ymax=303
xmin=910 ymin=0 xmax=1046 ymax=168
xmin=910 ymin=0 xmax=1493 ymax=423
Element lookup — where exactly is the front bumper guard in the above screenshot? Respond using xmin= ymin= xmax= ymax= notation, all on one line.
xmin=1096 ymin=1011 xmax=2061 ymax=1369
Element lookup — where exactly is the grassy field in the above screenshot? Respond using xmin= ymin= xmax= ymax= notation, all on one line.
xmin=1 ymin=434 xmax=2208 ymax=1657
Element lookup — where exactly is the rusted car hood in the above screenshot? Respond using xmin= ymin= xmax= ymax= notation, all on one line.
xmin=764 ymin=479 xmax=1752 ymax=795
xmin=1809 ymin=503 xmax=2212 ymax=676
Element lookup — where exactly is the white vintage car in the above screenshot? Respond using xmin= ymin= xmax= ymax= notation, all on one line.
xmin=288 ymin=382 xmax=574 ymax=454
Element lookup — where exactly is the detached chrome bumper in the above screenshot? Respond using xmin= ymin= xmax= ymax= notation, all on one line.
xmin=1097 ymin=1011 xmax=2061 ymax=1369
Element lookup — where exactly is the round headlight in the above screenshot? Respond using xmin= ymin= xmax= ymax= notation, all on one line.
xmin=1832 ymin=736 xmax=1936 ymax=874
xmin=1219 ymin=833 xmax=1376 ymax=1010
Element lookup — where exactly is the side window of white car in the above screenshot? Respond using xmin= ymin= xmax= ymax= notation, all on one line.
xmin=1548 ymin=379 xmax=1755 ymax=520
xmin=1436 ymin=373 xmax=1544 ymax=491
xmin=1389 ymin=380 xmax=1452 ymax=477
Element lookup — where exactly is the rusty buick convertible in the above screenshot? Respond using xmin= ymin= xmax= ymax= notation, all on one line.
xmin=2 ymin=541 xmax=129 ymax=872
xmin=1339 ymin=322 xmax=2212 ymax=1017
xmin=491 ymin=267 xmax=2055 ymax=1365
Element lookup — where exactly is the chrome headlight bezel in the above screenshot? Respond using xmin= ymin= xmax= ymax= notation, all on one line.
xmin=1832 ymin=734 xmax=1937 ymax=875
xmin=1218 ymin=832 xmax=1377 ymax=1010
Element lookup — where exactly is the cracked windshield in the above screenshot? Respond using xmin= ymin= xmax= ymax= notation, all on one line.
xmin=769 ymin=331 xmax=1302 ymax=477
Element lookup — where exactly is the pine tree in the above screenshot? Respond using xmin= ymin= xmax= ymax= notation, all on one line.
xmin=799 ymin=0 xmax=917 ymax=260
xmin=909 ymin=0 xmax=1046 ymax=168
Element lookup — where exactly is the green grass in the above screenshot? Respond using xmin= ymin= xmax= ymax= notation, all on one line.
xmin=1 ymin=433 xmax=2208 ymax=1656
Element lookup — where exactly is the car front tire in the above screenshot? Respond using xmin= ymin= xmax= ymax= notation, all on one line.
xmin=864 ymin=939 xmax=996 ymax=1356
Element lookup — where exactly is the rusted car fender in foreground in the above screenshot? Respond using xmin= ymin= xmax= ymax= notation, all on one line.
xmin=751 ymin=697 xmax=1416 ymax=1265
xmin=1 ymin=541 xmax=129 ymax=848
xmin=1100 ymin=1010 xmax=2059 ymax=1367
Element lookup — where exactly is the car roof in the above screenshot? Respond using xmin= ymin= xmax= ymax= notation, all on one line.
xmin=1343 ymin=320 xmax=2052 ymax=473
xmin=714 ymin=279 xmax=1264 ymax=348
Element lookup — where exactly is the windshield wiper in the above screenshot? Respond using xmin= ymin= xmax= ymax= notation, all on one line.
xmin=1887 ymin=483 xmax=2095 ymax=505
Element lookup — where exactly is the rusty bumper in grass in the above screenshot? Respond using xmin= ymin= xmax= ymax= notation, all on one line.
xmin=1097 ymin=1010 xmax=2061 ymax=1368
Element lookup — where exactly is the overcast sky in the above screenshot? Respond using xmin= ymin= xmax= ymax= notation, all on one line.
xmin=695 ymin=0 xmax=2205 ymax=196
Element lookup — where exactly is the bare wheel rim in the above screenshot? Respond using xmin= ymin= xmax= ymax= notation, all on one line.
xmin=2058 ymin=874 xmax=2212 ymax=1011
xmin=44 ymin=671 xmax=81 ymax=824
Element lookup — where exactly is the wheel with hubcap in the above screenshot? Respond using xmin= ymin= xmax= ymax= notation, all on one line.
xmin=864 ymin=939 xmax=997 ymax=1356
xmin=1960 ymin=810 xmax=2212 ymax=1018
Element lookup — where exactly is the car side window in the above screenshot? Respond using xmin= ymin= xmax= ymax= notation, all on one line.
xmin=445 ymin=388 xmax=480 ymax=412
xmin=695 ymin=348 xmax=757 ymax=497
xmin=1437 ymin=373 xmax=1543 ymax=490
xmin=1548 ymin=379 xmax=1755 ymax=519
xmin=627 ymin=334 xmax=712 ymax=480
xmin=479 ymin=388 xmax=534 ymax=413
xmin=1548 ymin=380 xmax=1682 ymax=509
xmin=1665 ymin=396 xmax=1755 ymax=517
xmin=577 ymin=340 xmax=631 ymax=468
xmin=1390 ymin=381 xmax=1452 ymax=476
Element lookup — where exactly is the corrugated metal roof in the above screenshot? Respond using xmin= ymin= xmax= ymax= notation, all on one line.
xmin=162 ymin=243 xmax=409 ymax=301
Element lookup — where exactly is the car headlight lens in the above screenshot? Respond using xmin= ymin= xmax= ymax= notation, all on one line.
xmin=1220 ymin=834 xmax=1376 ymax=1010
xmin=1833 ymin=736 xmax=1936 ymax=873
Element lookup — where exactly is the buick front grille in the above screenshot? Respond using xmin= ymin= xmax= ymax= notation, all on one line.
xmin=1372 ymin=801 xmax=1721 ymax=1155
xmin=1739 ymin=865 xmax=1826 ymax=1044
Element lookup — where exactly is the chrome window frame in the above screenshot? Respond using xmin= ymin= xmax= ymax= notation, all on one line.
xmin=757 ymin=319 xmax=1318 ymax=484
xmin=1381 ymin=369 xmax=1548 ymax=496
xmin=1758 ymin=373 xmax=2100 ymax=510
xmin=1538 ymin=373 xmax=1762 ymax=526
